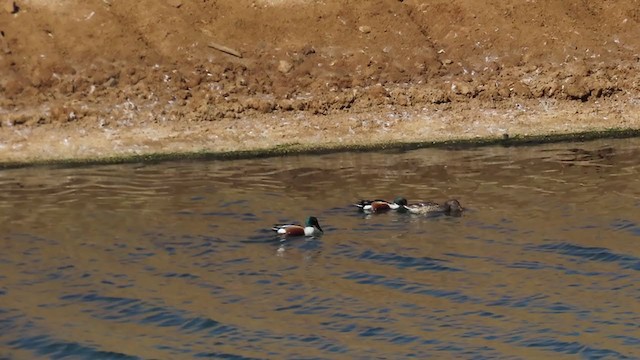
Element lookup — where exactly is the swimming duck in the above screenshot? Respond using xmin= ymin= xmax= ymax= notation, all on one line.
xmin=354 ymin=197 xmax=407 ymax=213
xmin=397 ymin=199 xmax=464 ymax=216
xmin=271 ymin=216 xmax=324 ymax=236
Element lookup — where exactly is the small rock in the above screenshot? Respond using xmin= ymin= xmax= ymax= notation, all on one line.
xmin=50 ymin=105 xmax=69 ymax=122
xmin=358 ymin=25 xmax=371 ymax=34
xmin=0 ymin=30 xmax=11 ymax=54
xmin=511 ymin=82 xmax=532 ymax=98
xmin=7 ymin=114 xmax=28 ymax=126
xmin=104 ymin=76 xmax=118 ymax=87
xmin=453 ymin=82 xmax=474 ymax=96
xmin=366 ymin=83 xmax=389 ymax=98
xmin=301 ymin=45 xmax=316 ymax=56
xmin=277 ymin=99 xmax=294 ymax=111
xmin=3 ymin=1 xmax=19 ymax=14
xmin=167 ymin=0 xmax=182 ymax=8
xmin=184 ymin=73 xmax=202 ymax=88
xmin=564 ymin=81 xmax=590 ymax=101
xmin=277 ymin=60 xmax=293 ymax=74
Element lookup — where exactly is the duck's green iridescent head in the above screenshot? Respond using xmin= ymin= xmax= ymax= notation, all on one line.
xmin=393 ymin=197 xmax=408 ymax=206
xmin=305 ymin=216 xmax=323 ymax=232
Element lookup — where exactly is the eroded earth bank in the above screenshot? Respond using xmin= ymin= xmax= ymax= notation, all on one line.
xmin=1 ymin=0 xmax=640 ymax=163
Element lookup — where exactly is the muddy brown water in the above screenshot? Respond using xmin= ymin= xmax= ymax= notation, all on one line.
xmin=1 ymin=139 xmax=639 ymax=359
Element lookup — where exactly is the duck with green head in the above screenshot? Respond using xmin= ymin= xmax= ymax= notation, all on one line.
xmin=271 ymin=216 xmax=324 ymax=236
xmin=354 ymin=197 xmax=407 ymax=213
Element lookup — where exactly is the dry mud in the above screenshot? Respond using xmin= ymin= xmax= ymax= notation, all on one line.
xmin=1 ymin=0 xmax=640 ymax=163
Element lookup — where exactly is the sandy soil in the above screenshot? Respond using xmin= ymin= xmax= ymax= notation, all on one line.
xmin=1 ymin=0 xmax=639 ymax=163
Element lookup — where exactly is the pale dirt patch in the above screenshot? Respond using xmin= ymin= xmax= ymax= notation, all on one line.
xmin=2 ymin=97 xmax=639 ymax=163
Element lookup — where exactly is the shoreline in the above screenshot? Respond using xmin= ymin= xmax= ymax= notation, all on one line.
xmin=2 ymin=126 xmax=639 ymax=170
xmin=2 ymin=96 xmax=640 ymax=168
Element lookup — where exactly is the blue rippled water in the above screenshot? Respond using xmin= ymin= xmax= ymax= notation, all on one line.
xmin=1 ymin=138 xmax=639 ymax=359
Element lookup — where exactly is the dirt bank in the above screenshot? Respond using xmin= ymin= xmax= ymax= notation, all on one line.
xmin=1 ymin=0 xmax=639 ymax=164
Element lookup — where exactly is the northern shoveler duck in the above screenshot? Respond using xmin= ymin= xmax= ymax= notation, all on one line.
xmin=397 ymin=199 xmax=464 ymax=216
xmin=354 ymin=197 xmax=407 ymax=213
xmin=271 ymin=216 xmax=324 ymax=237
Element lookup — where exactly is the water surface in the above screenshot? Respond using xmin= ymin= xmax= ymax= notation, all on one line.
xmin=1 ymin=139 xmax=639 ymax=359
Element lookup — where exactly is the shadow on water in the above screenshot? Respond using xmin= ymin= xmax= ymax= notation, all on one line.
xmin=1 ymin=138 xmax=639 ymax=359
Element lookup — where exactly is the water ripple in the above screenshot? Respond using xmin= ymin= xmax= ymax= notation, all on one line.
xmin=611 ymin=219 xmax=640 ymax=236
xmin=341 ymin=271 xmax=481 ymax=304
xmin=336 ymin=246 xmax=461 ymax=272
xmin=193 ymin=352 xmax=265 ymax=359
xmin=530 ymin=242 xmax=640 ymax=270
xmin=59 ymin=293 xmax=233 ymax=336
xmin=517 ymin=336 xmax=634 ymax=359
xmin=8 ymin=334 xmax=141 ymax=360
